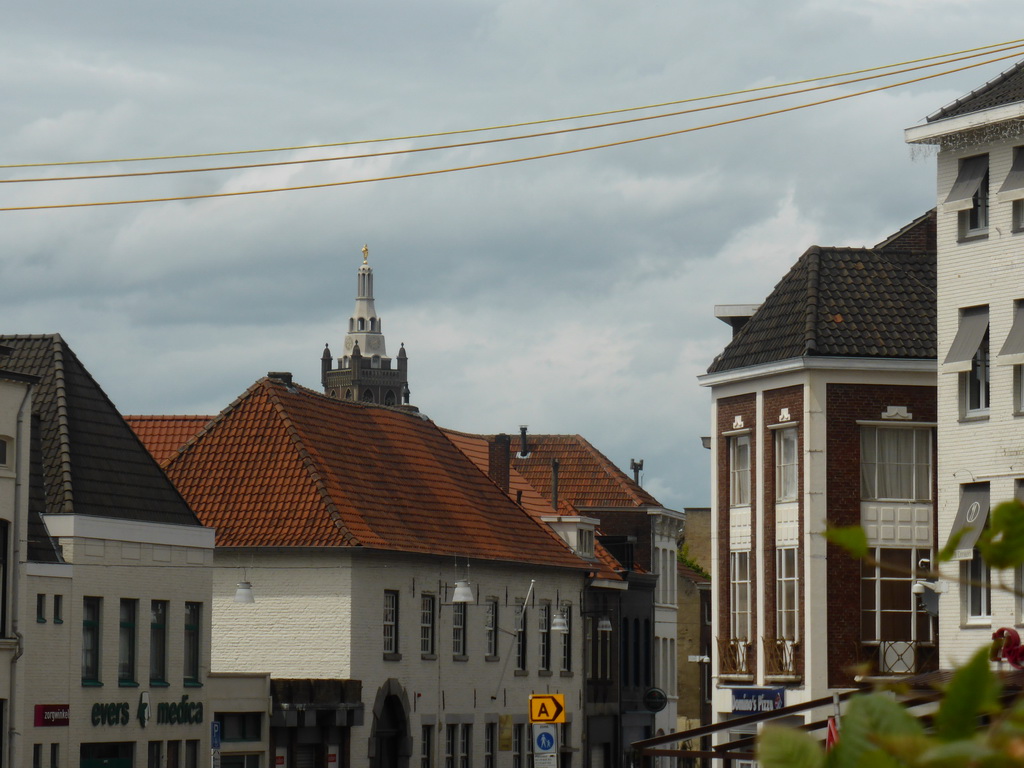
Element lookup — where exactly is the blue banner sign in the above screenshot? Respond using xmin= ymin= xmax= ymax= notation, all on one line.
xmin=731 ymin=687 xmax=785 ymax=714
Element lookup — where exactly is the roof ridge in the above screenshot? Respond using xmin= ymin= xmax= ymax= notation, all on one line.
xmin=49 ymin=334 xmax=75 ymax=514
xmin=262 ymin=380 xmax=361 ymax=546
xmin=928 ymin=57 xmax=1024 ymax=122
xmin=572 ymin=435 xmax=651 ymax=507
xmin=803 ymin=247 xmax=821 ymax=356
xmin=164 ymin=380 xmax=267 ymax=469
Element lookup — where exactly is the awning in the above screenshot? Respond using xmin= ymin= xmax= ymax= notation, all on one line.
xmin=944 ymin=155 xmax=989 ymax=212
xmin=946 ymin=484 xmax=990 ymax=561
xmin=999 ymin=151 xmax=1024 ymax=202
xmin=999 ymin=303 xmax=1024 ymax=365
xmin=943 ymin=307 xmax=989 ymax=373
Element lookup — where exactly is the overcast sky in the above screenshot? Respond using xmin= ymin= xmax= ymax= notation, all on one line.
xmin=1 ymin=2 xmax=1020 ymax=514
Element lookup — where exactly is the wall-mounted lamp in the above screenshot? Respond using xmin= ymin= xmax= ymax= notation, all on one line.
xmin=911 ymin=580 xmax=947 ymax=595
xmin=234 ymin=581 xmax=256 ymax=604
xmin=451 ymin=581 xmax=474 ymax=604
xmin=551 ymin=613 xmax=569 ymax=633
xmin=597 ymin=616 xmax=613 ymax=633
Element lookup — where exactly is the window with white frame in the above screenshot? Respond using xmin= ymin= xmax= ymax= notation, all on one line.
xmin=730 ymin=551 xmax=751 ymax=641
xmin=538 ymin=603 xmax=551 ymax=671
xmin=965 ymin=547 xmax=992 ymax=621
xmin=421 ymin=725 xmax=433 ymax=768
xmin=1003 ymin=147 xmax=1024 ymax=230
xmin=484 ymin=723 xmax=495 ymax=768
xmin=965 ymin=331 xmax=991 ymax=415
xmin=459 ymin=725 xmax=471 ymax=768
xmin=515 ymin=602 xmax=527 ymax=671
xmin=775 ymin=428 xmax=798 ymax=502
xmin=452 ymin=603 xmax=466 ymax=657
xmin=860 ymin=426 xmax=932 ymax=501
xmin=383 ymin=590 xmax=399 ymax=656
xmin=560 ymin=605 xmax=572 ymax=672
xmin=512 ymin=726 xmax=524 ymax=768
xmin=420 ymin=595 xmax=436 ymax=655
xmin=485 ymin=599 xmax=499 ymax=658
xmin=946 ymin=154 xmax=989 ymax=238
xmin=860 ymin=548 xmax=931 ymax=643
xmin=776 ymin=548 xmax=798 ymax=641
xmin=730 ymin=434 xmax=751 ymax=507
xmin=445 ymin=725 xmax=456 ymax=768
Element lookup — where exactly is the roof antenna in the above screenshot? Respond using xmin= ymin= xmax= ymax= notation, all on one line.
xmin=630 ymin=458 xmax=644 ymax=485
xmin=517 ymin=425 xmax=531 ymax=459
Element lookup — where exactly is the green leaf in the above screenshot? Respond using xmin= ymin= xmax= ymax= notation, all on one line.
xmin=977 ymin=500 xmax=1024 ymax=570
xmin=824 ymin=525 xmax=869 ymax=560
xmin=829 ymin=693 xmax=924 ymax=768
xmin=933 ymin=648 xmax=1002 ymax=742
xmin=936 ymin=527 xmax=968 ymax=563
xmin=758 ymin=726 xmax=825 ymax=768
xmin=918 ymin=737 xmax=993 ymax=767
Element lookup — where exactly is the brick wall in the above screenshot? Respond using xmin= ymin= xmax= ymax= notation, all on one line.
xmin=825 ymin=383 xmax=936 ymax=687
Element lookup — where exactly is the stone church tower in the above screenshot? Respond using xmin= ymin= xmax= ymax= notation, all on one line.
xmin=321 ymin=245 xmax=410 ymax=406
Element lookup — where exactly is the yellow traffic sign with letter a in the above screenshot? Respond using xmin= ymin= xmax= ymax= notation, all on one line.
xmin=529 ymin=694 xmax=566 ymax=723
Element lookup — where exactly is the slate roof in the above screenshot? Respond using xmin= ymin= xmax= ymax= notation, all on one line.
xmin=147 ymin=376 xmax=588 ymax=570
xmin=928 ymin=58 xmax=1024 ymax=122
xmin=706 ymin=214 xmax=936 ymax=375
xmin=0 ymin=335 xmax=202 ymax=562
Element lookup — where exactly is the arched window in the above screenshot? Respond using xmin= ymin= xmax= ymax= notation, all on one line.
xmin=371 ymin=355 xmax=381 ymax=369
xmin=345 ymin=389 xmax=353 ymax=400
xmin=369 ymin=318 xmax=376 ymax=331
xmin=329 ymin=390 xmax=337 ymax=399
xmin=384 ymin=391 xmax=396 ymax=406
xmin=357 ymin=318 xmax=366 ymax=331
xmin=362 ymin=389 xmax=375 ymax=403
xmin=348 ymin=318 xmax=354 ymax=332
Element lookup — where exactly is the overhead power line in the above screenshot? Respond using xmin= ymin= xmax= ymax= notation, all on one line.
xmin=5 ymin=42 xmax=1024 ymax=187
xmin=2 ymin=36 xmax=1023 ymax=173
xmin=1 ymin=47 xmax=1022 ymax=212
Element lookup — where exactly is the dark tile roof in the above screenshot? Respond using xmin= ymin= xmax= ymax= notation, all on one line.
xmin=145 ymin=377 xmax=588 ymax=570
xmin=706 ymin=214 xmax=936 ymax=374
xmin=0 ymin=335 xmax=201 ymax=563
xmin=928 ymin=58 xmax=1024 ymax=121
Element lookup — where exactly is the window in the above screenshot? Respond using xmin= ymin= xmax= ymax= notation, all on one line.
xmin=53 ymin=594 xmax=62 ymax=624
xmin=775 ymin=428 xmax=798 ymax=502
xmin=166 ymin=741 xmax=181 ymax=768
xmin=1004 ymin=148 xmax=1024 ymax=229
xmin=512 ymin=725 xmax=524 ymax=768
xmin=965 ymin=331 xmax=991 ymax=415
xmin=184 ymin=602 xmax=201 ymax=685
xmin=148 ymin=742 xmax=162 ymax=768
xmin=50 ymin=743 xmax=59 ymax=768
xmin=150 ymin=601 xmax=168 ymax=684
xmin=218 ymin=712 xmax=262 ymax=741
xmin=484 ymin=723 xmax=496 ymax=768
xmin=37 ymin=593 xmax=46 ymax=623
xmin=82 ymin=597 xmax=101 ymax=684
xmin=860 ymin=426 xmax=932 ymax=501
xmin=119 ymin=599 xmax=138 ymax=685
xmin=421 ymin=595 xmax=436 ymax=655
xmin=33 ymin=744 xmax=42 ymax=768
xmin=730 ymin=435 xmax=751 ymax=506
xmin=560 ymin=605 xmax=572 ymax=672
xmin=460 ymin=725 xmax=472 ymax=768
xmin=730 ymin=551 xmax=751 ymax=641
xmin=445 ymin=724 xmax=457 ymax=768
xmin=776 ymin=548 xmax=798 ymax=641
xmin=966 ymin=547 xmax=992 ymax=621
xmin=515 ymin=603 xmax=527 ymax=671
xmin=0 ymin=522 xmax=8 ymax=636
xmin=0 ymin=437 xmax=7 ymax=466
xmin=538 ymin=603 xmax=551 ymax=671
xmin=185 ymin=740 xmax=199 ymax=768
xmin=383 ymin=590 xmax=399 ymax=656
xmin=452 ymin=603 xmax=466 ymax=657
xmin=861 ymin=548 xmax=931 ymax=643
xmin=946 ymin=154 xmax=989 ymax=238
xmin=485 ymin=599 xmax=499 ymax=658
xmin=422 ymin=725 xmax=434 ymax=768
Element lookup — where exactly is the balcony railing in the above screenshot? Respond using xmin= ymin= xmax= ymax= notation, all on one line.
xmin=763 ymin=637 xmax=800 ymax=679
xmin=859 ymin=640 xmax=938 ymax=677
xmin=717 ymin=636 xmax=751 ymax=678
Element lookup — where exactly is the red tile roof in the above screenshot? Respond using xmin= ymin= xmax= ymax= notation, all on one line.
xmin=506 ymin=434 xmax=661 ymax=509
xmin=126 ymin=415 xmax=212 ymax=465
xmin=443 ymin=430 xmax=624 ymax=582
xmin=136 ymin=378 xmax=588 ymax=570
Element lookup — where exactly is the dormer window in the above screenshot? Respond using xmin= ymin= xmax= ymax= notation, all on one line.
xmin=577 ymin=527 xmax=595 ymax=558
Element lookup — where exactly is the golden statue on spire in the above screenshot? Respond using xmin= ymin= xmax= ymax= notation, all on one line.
xmin=362 ymin=244 xmax=369 ymax=264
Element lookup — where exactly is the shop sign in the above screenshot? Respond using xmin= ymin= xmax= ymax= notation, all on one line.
xmin=34 ymin=705 xmax=70 ymax=727
xmin=90 ymin=693 xmax=204 ymax=727
xmin=731 ymin=687 xmax=785 ymax=714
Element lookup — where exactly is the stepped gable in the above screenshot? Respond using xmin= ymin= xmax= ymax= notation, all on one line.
xmin=159 ymin=376 xmax=588 ymax=570
xmin=126 ymin=415 xmax=212 ymax=466
xmin=928 ymin=58 xmax=1024 ymax=122
xmin=706 ymin=214 xmax=936 ymax=374
xmin=0 ymin=335 xmax=202 ymax=561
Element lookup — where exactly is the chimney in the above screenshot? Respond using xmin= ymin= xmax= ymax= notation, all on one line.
xmin=714 ymin=304 xmax=760 ymax=337
xmin=551 ymin=458 xmax=560 ymax=511
xmin=488 ymin=434 xmax=511 ymax=493
xmin=267 ymin=371 xmax=293 ymax=386
xmin=518 ymin=425 xmax=531 ymax=459
xmin=630 ymin=458 xmax=644 ymax=485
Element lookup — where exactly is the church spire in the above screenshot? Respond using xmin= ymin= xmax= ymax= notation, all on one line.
xmin=320 ymin=245 xmax=411 ymax=408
